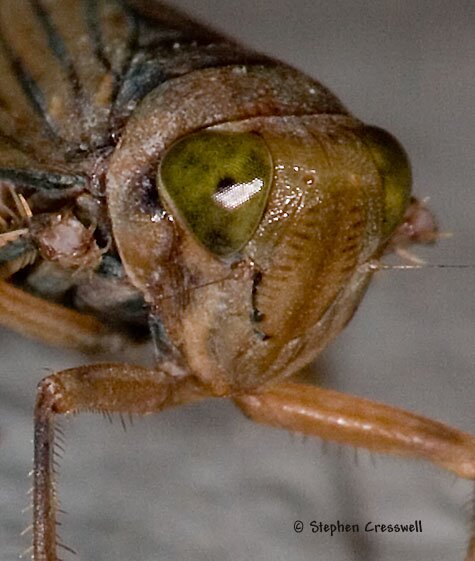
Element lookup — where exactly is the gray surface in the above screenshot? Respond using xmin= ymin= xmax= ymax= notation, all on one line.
xmin=1 ymin=1 xmax=475 ymax=560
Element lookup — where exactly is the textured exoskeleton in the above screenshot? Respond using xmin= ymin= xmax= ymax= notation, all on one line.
xmin=0 ymin=2 xmax=472 ymax=560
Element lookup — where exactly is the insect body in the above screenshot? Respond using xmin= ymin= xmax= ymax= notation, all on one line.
xmin=0 ymin=1 xmax=473 ymax=560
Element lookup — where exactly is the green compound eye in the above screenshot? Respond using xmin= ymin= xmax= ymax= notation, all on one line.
xmin=158 ymin=131 xmax=273 ymax=257
xmin=361 ymin=126 xmax=412 ymax=238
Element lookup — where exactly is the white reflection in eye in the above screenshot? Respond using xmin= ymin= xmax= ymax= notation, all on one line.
xmin=212 ymin=178 xmax=264 ymax=210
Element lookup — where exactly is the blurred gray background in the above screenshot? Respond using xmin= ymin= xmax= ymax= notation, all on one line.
xmin=1 ymin=1 xmax=475 ymax=560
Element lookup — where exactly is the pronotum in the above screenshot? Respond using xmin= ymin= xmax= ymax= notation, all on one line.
xmin=0 ymin=1 xmax=470 ymax=551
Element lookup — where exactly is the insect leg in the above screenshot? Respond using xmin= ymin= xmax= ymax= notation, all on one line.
xmin=234 ymin=381 xmax=475 ymax=560
xmin=235 ymin=381 xmax=475 ymax=479
xmin=33 ymin=363 xmax=208 ymax=561
xmin=0 ymin=280 xmax=128 ymax=352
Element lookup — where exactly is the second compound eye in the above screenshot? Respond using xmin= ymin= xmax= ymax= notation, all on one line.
xmin=360 ymin=126 xmax=412 ymax=239
xmin=157 ymin=130 xmax=273 ymax=257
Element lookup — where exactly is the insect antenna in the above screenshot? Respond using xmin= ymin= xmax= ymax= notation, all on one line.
xmin=365 ymin=261 xmax=475 ymax=272
xmin=156 ymin=258 xmax=273 ymax=306
xmin=381 ymin=263 xmax=475 ymax=271
xmin=154 ymin=270 xmax=239 ymax=303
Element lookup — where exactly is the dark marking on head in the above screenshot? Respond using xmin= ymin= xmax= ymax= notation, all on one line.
xmin=253 ymin=328 xmax=270 ymax=341
xmin=250 ymin=270 xmax=265 ymax=323
xmin=138 ymin=175 xmax=165 ymax=216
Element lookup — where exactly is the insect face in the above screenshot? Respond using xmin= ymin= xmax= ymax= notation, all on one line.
xmin=0 ymin=2 xmax=473 ymax=561
xmin=109 ymin=106 xmax=410 ymax=394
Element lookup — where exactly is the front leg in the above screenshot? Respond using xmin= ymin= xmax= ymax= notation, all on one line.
xmin=33 ymin=363 xmax=210 ymax=561
xmin=234 ymin=381 xmax=475 ymax=560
